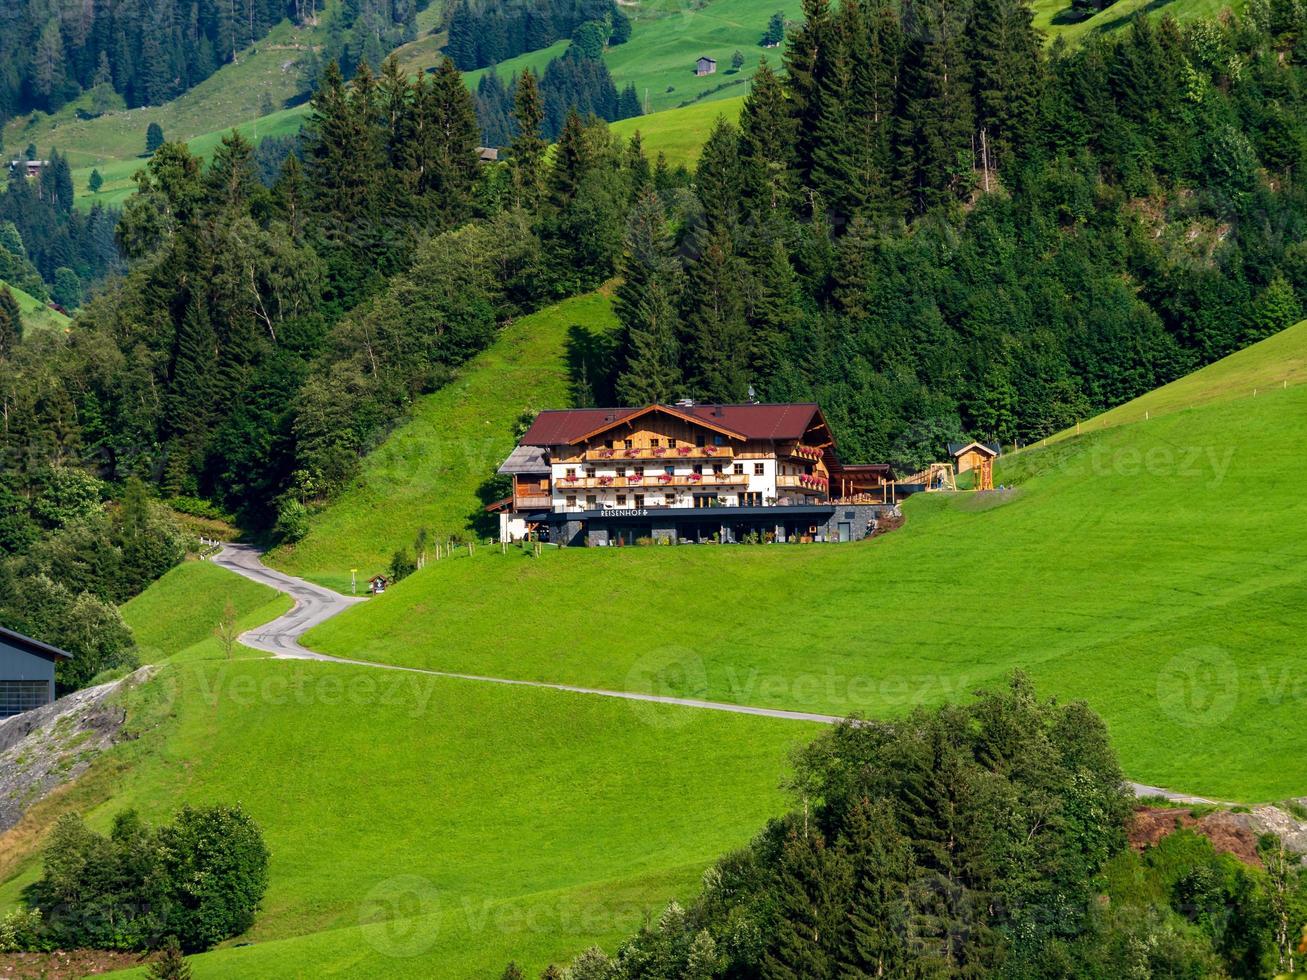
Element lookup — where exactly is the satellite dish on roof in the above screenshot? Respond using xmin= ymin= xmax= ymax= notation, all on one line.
xmin=747 ymin=385 xmax=757 ymax=403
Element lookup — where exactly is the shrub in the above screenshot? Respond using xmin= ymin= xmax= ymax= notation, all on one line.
xmin=0 ymin=908 xmax=46 ymax=952
xmin=20 ymin=805 xmax=269 ymax=953
xmin=389 ymin=548 xmax=416 ymax=581
xmin=274 ymin=497 xmax=310 ymax=543
xmin=156 ymin=805 xmax=270 ymax=952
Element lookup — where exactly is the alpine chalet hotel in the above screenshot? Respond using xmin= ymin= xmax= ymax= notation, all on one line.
xmin=493 ymin=402 xmax=899 ymax=546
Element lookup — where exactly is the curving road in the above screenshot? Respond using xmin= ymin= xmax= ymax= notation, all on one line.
xmin=211 ymin=544 xmax=1230 ymax=805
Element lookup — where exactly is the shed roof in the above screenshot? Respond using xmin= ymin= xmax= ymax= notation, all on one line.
xmin=519 ymin=403 xmax=827 ymax=446
xmin=0 ymin=626 xmax=73 ymax=663
xmin=697 ymin=56 xmax=716 ymax=64
xmin=497 ymin=444 xmax=550 ymax=474
xmin=948 ymin=441 xmax=1001 ymax=458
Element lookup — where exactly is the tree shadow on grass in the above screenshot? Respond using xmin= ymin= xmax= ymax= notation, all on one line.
xmin=566 ymin=322 xmax=620 ymax=408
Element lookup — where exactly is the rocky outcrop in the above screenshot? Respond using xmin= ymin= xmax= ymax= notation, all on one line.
xmin=0 ymin=667 xmax=156 ymax=833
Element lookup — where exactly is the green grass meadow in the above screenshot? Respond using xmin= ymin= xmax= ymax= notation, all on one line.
xmin=611 ymin=95 xmax=745 ymax=166
xmin=267 ymin=288 xmax=620 ymax=592
xmin=1 ymin=279 xmax=70 ymax=334
xmin=299 ymin=319 xmax=1307 ymax=802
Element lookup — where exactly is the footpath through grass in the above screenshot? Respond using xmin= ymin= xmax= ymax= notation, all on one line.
xmin=304 ymin=321 xmax=1307 ymax=802
xmin=267 ymin=289 xmax=619 ymax=592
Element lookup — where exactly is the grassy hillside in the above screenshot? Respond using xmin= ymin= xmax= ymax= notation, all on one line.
xmin=121 ymin=559 xmax=290 ymax=664
xmin=611 ymin=95 xmax=745 ymax=166
xmin=267 ymin=288 xmax=620 ymax=592
xmin=2 ymin=279 xmax=70 ymax=333
xmin=1033 ymin=0 xmax=1241 ymax=40
xmin=0 ymin=629 xmax=806 ymax=976
xmin=1046 ymin=318 xmax=1307 ymax=443
xmin=466 ymin=0 xmax=801 ymax=116
xmin=302 ymin=320 xmax=1307 ymax=802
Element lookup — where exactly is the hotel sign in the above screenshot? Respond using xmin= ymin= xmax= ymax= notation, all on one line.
xmin=603 ymin=508 xmax=649 ymax=518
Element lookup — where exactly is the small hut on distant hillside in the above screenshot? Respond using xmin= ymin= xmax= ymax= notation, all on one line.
xmin=696 ymin=56 xmax=717 ymax=76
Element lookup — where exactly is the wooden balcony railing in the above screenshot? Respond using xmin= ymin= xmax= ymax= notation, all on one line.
xmin=558 ymin=473 xmax=749 ymax=490
xmin=777 ymin=474 xmax=830 ymax=493
xmin=584 ymin=445 xmax=735 ymax=463
xmin=788 ymin=444 xmax=824 ymax=463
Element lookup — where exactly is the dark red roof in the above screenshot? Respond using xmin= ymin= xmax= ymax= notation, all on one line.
xmin=519 ymin=403 xmax=827 ymax=446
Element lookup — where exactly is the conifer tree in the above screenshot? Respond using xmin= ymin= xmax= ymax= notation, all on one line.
xmin=839 ymin=798 xmax=913 ymax=976
xmin=424 ymin=57 xmax=482 ymax=220
xmin=510 ymin=69 xmax=547 ymax=210
xmin=763 ymin=829 xmax=846 ymax=979
xmin=549 ymin=110 xmax=590 ymax=210
xmin=969 ymin=0 xmax=1042 ymax=181
xmin=0 ymin=287 xmax=21 ymax=358
xmin=204 ymin=131 xmax=258 ymax=214
xmin=739 ymin=58 xmax=799 ymax=210
xmin=694 ymin=117 xmax=745 ymax=237
xmin=897 ymin=0 xmax=975 ymax=211
xmin=745 ymin=237 xmax=799 ymax=389
xmin=616 ymin=188 xmax=684 ymax=403
xmin=783 ymin=0 xmax=835 ymax=184
xmin=146 ymin=121 xmax=165 ymax=154
xmin=682 ymin=226 xmax=749 ymax=402
xmin=625 ymin=131 xmax=652 ymax=197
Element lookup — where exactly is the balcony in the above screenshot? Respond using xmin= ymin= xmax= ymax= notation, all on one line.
xmin=777 ymin=474 xmax=830 ymax=493
xmin=557 ymin=473 xmax=749 ymax=490
xmin=584 ymin=445 xmax=735 ymax=463
xmin=788 ymin=444 xmax=825 ymax=463
xmin=514 ymin=494 xmax=552 ymax=509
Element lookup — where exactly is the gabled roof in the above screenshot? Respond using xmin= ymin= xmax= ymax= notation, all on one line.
xmin=697 ymin=56 xmax=716 ymax=63
xmin=519 ymin=403 xmax=828 ymax=447
xmin=948 ymin=441 xmax=1000 ymax=458
xmin=0 ymin=626 xmax=73 ymax=663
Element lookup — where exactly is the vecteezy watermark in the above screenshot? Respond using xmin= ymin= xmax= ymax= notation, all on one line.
xmin=1156 ymin=647 xmax=1239 ymax=728
xmin=190 ymin=666 xmax=440 ymax=718
xmin=623 ymin=645 xmax=711 ymax=729
xmin=359 ymin=875 xmax=441 ymax=957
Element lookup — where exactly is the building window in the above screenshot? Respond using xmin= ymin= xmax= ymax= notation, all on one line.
xmin=603 ymin=439 xmax=613 ymax=449
xmin=754 ymin=462 xmax=765 ymax=476
xmin=664 ymin=465 xmax=675 ymax=475
xmin=650 ymin=438 xmax=660 ymax=448
xmin=585 ymin=466 xmax=596 ymax=478
xmin=714 ymin=435 xmax=725 ymax=446
xmin=635 ymin=465 xmax=645 ymax=477
xmin=696 ymin=435 xmax=706 ymax=447
xmin=624 ymin=439 xmax=633 ymax=449
xmin=733 ymin=463 xmax=744 ymax=475
xmin=566 ymin=495 xmax=577 ymax=507
xmin=566 ymin=468 xmax=577 ymax=478
xmin=713 ymin=463 xmax=723 ymax=475
xmin=664 ymin=493 xmax=676 ymax=506
xmin=693 ymin=463 xmax=703 ymax=475
xmin=668 ymin=438 xmax=677 ymax=448
xmin=616 ymin=466 xmax=626 ymax=477
xmin=0 ymin=680 xmax=48 ymax=718
xmin=616 ymin=494 xmax=627 ymax=506
xmin=586 ymin=495 xmax=597 ymax=507
xmin=634 ymin=494 xmax=644 ymax=507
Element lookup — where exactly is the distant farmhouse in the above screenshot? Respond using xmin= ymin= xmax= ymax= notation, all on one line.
xmin=696 ymin=56 xmax=717 ymax=76
xmin=492 ymin=402 xmax=900 ymax=546
xmin=0 ymin=626 xmax=72 ymax=718
xmin=7 ymin=159 xmax=47 ymax=179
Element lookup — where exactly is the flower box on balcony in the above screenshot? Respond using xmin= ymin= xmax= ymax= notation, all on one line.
xmin=677 ymin=446 xmax=691 ymax=456
xmin=601 ymin=449 xmax=615 ymax=458
xmin=652 ymin=447 xmax=668 ymax=457
xmin=624 ymin=449 xmax=639 ymax=458
xmin=598 ymin=476 xmax=614 ymax=486
xmin=688 ymin=474 xmax=703 ymax=483
xmin=658 ymin=475 xmax=673 ymax=484
xmin=704 ymin=446 xmax=717 ymax=455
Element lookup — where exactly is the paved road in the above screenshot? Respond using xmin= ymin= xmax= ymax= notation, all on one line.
xmin=211 ymin=545 xmax=1234 ymax=805
xmin=211 ymin=544 xmax=366 ymax=658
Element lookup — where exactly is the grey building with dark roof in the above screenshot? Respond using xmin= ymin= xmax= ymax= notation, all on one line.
xmin=0 ymin=627 xmax=72 ymax=718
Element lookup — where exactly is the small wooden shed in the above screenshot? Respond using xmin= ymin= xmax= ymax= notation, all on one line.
xmin=369 ymin=575 xmax=389 ymax=595
xmin=696 ymin=57 xmax=717 ymax=76
xmin=948 ymin=441 xmax=1000 ymax=475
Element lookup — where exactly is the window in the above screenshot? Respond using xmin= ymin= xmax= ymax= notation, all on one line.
xmin=634 ymin=494 xmax=645 ymax=507
xmin=733 ymin=463 xmax=744 ymax=475
xmin=616 ymin=494 xmax=627 ymax=506
xmin=566 ymin=467 xmax=577 ymax=478
xmin=692 ymin=464 xmax=703 ymax=475
xmin=664 ymin=493 xmax=676 ymax=506
xmin=668 ymin=438 xmax=677 ymax=449
xmin=586 ymin=494 xmax=597 ymax=507
xmin=0 ymin=680 xmax=48 ymax=718
xmin=713 ymin=463 xmax=723 ymax=475
xmin=696 ymin=435 xmax=706 ymax=447
xmin=603 ymin=439 xmax=613 ymax=449
xmin=616 ymin=466 xmax=626 ymax=477
xmin=566 ymin=495 xmax=577 ymax=507
xmin=754 ymin=463 xmax=765 ymax=476
xmin=635 ymin=465 xmax=645 ymax=476
xmin=714 ymin=435 xmax=725 ymax=445
xmin=624 ymin=439 xmax=633 ymax=449
xmin=664 ymin=465 xmax=675 ymax=475
xmin=585 ymin=466 xmax=596 ymax=478
xmin=650 ymin=438 xmax=660 ymax=448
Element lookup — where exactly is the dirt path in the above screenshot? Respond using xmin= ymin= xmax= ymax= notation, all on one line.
xmin=211 ymin=546 xmax=1231 ymax=805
